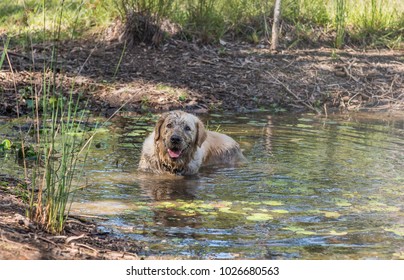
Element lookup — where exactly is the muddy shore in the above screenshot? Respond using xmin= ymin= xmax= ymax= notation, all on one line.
xmin=1 ymin=39 xmax=403 ymax=117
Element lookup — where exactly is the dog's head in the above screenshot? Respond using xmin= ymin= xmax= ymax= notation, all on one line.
xmin=154 ymin=111 xmax=207 ymax=172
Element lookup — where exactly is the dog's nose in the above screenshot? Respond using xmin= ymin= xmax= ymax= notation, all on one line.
xmin=170 ymin=135 xmax=182 ymax=144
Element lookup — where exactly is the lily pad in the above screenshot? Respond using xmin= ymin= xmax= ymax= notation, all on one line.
xmin=384 ymin=226 xmax=404 ymax=236
xmin=334 ymin=199 xmax=352 ymax=207
xmin=157 ymin=202 xmax=176 ymax=208
xmin=328 ymin=230 xmax=347 ymax=236
xmin=282 ymin=226 xmax=316 ymax=235
xmin=393 ymin=252 xmax=404 ymax=259
xmin=324 ymin=211 xmax=341 ymax=218
xmin=246 ymin=213 xmax=273 ymax=221
xmin=368 ymin=202 xmax=400 ymax=212
xmin=270 ymin=209 xmax=289 ymax=214
xmin=296 ymin=124 xmax=313 ymax=128
xmin=219 ymin=207 xmax=239 ymax=214
xmin=262 ymin=200 xmax=284 ymax=206
xmin=298 ymin=118 xmax=314 ymax=122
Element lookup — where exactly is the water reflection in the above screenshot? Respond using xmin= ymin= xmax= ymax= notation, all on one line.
xmin=4 ymin=111 xmax=403 ymax=259
xmin=136 ymin=174 xmax=199 ymax=201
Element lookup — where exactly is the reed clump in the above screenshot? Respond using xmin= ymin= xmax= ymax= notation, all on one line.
xmin=26 ymin=79 xmax=92 ymax=233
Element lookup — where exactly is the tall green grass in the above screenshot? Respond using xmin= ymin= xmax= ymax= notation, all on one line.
xmin=2 ymin=1 xmax=95 ymax=233
xmin=0 ymin=0 xmax=117 ymax=46
xmin=1 ymin=0 xmax=402 ymax=48
xmin=334 ymin=0 xmax=346 ymax=48
xmin=28 ymin=78 xmax=92 ymax=233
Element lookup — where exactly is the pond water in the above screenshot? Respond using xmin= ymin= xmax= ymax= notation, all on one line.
xmin=1 ymin=112 xmax=404 ymax=259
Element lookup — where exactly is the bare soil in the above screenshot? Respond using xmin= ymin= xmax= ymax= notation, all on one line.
xmin=0 ymin=176 xmax=144 ymax=260
xmin=0 ymin=37 xmax=403 ymax=259
xmin=1 ymin=38 xmax=403 ymax=117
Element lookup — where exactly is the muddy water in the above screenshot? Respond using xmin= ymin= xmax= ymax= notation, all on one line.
xmin=2 ymin=112 xmax=404 ymax=259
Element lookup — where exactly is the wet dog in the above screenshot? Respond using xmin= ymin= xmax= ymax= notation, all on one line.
xmin=138 ymin=111 xmax=245 ymax=175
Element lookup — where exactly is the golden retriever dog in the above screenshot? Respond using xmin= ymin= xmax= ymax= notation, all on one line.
xmin=138 ymin=111 xmax=246 ymax=175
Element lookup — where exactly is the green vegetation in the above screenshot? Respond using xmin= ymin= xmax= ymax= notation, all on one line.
xmin=334 ymin=0 xmax=346 ymax=48
xmin=0 ymin=2 xmax=94 ymax=233
xmin=25 ymin=76 xmax=93 ymax=233
xmin=0 ymin=139 xmax=12 ymax=151
xmin=0 ymin=0 xmax=117 ymax=45
xmin=0 ymin=0 xmax=402 ymax=48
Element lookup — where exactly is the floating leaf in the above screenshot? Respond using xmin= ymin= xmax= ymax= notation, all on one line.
xmin=219 ymin=207 xmax=238 ymax=214
xmin=334 ymin=199 xmax=352 ymax=207
xmin=296 ymin=124 xmax=313 ymax=128
xmin=384 ymin=227 xmax=404 ymax=236
xmin=262 ymin=200 xmax=284 ymax=206
xmin=197 ymin=203 xmax=215 ymax=210
xmin=282 ymin=226 xmax=316 ymax=235
xmin=328 ymin=230 xmax=347 ymax=236
xmin=324 ymin=211 xmax=341 ymax=218
xmin=270 ymin=209 xmax=289 ymax=214
xmin=368 ymin=201 xmax=400 ymax=212
xmin=299 ymin=230 xmax=317 ymax=235
xmin=157 ymin=202 xmax=176 ymax=208
xmin=248 ymin=202 xmax=261 ymax=206
xmin=246 ymin=213 xmax=273 ymax=221
xmin=393 ymin=252 xmax=404 ymax=259
xmin=298 ymin=118 xmax=314 ymax=122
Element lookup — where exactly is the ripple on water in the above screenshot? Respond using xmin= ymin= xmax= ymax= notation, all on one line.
xmin=53 ymin=112 xmax=404 ymax=259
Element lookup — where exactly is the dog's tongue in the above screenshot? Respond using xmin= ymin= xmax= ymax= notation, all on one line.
xmin=168 ymin=149 xmax=182 ymax=158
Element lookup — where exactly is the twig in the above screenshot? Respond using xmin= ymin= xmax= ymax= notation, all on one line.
xmin=37 ymin=235 xmax=60 ymax=247
xmin=75 ymin=243 xmax=99 ymax=252
xmin=122 ymin=251 xmax=139 ymax=258
xmin=0 ymin=48 xmax=31 ymax=60
xmin=265 ymin=71 xmax=317 ymax=112
xmin=343 ymin=66 xmax=359 ymax=82
xmin=66 ymin=234 xmax=86 ymax=244
xmin=347 ymin=92 xmax=361 ymax=106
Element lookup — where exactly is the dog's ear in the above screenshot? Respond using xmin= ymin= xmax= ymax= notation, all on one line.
xmin=195 ymin=118 xmax=207 ymax=147
xmin=154 ymin=114 xmax=166 ymax=142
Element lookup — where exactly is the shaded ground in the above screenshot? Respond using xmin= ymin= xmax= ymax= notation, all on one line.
xmin=1 ymin=38 xmax=403 ymax=117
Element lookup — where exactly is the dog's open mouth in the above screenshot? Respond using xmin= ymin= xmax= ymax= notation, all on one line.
xmin=167 ymin=148 xmax=182 ymax=159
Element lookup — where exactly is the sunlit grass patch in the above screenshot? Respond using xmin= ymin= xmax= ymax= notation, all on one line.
xmin=156 ymin=84 xmax=189 ymax=102
xmin=1 ymin=0 xmax=402 ymax=48
xmin=0 ymin=0 xmax=117 ymax=45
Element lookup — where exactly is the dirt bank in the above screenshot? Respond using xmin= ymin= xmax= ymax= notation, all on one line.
xmin=0 ymin=176 xmax=144 ymax=260
xmin=1 ymin=39 xmax=403 ymax=117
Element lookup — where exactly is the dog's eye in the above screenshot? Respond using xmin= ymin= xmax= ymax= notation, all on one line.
xmin=166 ymin=123 xmax=172 ymax=128
xmin=184 ymin=125 xmax=191 ymax=131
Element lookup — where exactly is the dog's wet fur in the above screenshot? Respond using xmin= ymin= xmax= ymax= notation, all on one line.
xmin=138 ymin=111 xmax=246 ymax=175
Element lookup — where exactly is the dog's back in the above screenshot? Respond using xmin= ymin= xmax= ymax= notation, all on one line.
xmin=201 ymin=131 xmax=246 ymax=166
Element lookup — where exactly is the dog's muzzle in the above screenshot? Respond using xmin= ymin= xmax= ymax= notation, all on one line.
xmin=167 ymin=135 xmax=183 ymax=159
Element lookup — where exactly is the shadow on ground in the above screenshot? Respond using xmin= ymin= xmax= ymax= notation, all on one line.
xmin=1 ymin=37 xmax=403 ymax=117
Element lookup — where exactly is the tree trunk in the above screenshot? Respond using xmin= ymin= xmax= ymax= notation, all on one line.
xmin=271 ymin=0 xmax=281 ymax=50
